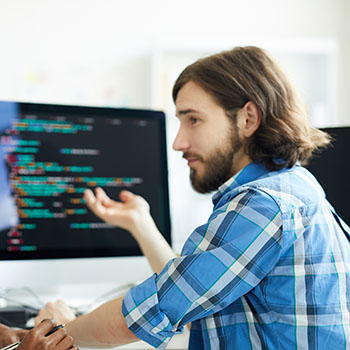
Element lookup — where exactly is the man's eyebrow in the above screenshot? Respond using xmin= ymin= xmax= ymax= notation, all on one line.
xmin=176 ymin=108 xmax=202 ymax=116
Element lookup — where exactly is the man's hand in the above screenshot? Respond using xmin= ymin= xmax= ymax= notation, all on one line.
xmin=18 ymin=319 xmax=77 ymax=350
xmin=85 ymin=187 xmax=176 ymax=275
xmin=35 ymin=300 xmax=76 ymax=326
xmin=0 ymin=323 xmax=27 ymax=347
xmin=84 ymin=187 xmax=151 ymax=235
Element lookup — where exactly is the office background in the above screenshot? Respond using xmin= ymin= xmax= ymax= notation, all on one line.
xmin=0 ymin=0 xmax=349 ymax=286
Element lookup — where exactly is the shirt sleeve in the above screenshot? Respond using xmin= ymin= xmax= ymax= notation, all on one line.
xmin=122 ymin=188 xmax=283 ymax=348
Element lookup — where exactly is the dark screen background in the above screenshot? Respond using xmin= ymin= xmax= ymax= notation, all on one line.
xmin=306 ymin=127 xmax=350 ymax=226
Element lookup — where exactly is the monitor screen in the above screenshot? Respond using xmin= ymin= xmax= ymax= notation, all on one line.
xmin=306 ymin=126 xmax=350 ymax=226
xmin=0 ymin=101 xmax=171 ymax=260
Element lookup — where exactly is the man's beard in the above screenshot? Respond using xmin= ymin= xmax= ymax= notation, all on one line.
xmin=185 ymin=125 xmax=242 ymax=194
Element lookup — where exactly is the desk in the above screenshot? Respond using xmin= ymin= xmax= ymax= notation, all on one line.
xmin=80 ymin=329 xmax=189 ymax=349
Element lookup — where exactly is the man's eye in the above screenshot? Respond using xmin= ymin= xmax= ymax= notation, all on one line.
xmin=190 ymin=117 xmax=198 ymax=124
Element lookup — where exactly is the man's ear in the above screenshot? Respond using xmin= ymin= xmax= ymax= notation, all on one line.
xmin=238 ymin=101 xmax=261 ymax=138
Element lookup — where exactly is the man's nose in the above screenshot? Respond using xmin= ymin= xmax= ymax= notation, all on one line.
xmin=172 ymin=129 xmax=190 ymax=152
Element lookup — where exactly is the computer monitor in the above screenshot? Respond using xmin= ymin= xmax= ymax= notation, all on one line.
xmin=306 ymin=126 xmax=350 ymax=226
xmin=0 ymin=101 xmax=171 ymax=290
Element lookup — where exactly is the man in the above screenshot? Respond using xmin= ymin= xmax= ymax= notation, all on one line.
xmin=0 ymin=319 xmax=77 ymax=349
xmin=36 ymin=46 xmax=350 ymax=349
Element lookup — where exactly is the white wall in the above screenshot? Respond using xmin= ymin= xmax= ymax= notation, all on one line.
xmin=0 ymin=0 xmax=349 ymax=287
xmin=338 ymin=0 xmax=350 ymax=125
xmin=0 ymin=0 xmax=349 ymax=113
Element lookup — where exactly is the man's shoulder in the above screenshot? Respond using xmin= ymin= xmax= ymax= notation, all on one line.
xmin=223 ymin=165 xmax=326 ymax=213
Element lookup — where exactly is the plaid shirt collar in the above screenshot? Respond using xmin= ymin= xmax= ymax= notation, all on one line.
xmin=212 ymin=162 xmax=272 ymax=206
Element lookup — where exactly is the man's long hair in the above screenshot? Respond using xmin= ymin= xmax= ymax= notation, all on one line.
xmin=172 ymin=46 xmax=331 ymax=171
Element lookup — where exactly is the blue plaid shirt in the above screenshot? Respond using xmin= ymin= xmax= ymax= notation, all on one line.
xmin=122 ymin=163 xmax=350 ymax=349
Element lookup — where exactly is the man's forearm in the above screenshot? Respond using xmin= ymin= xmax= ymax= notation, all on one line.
xmin=132 ymin=214 xmax=177 ymax=274
xmin=66 ymin=296 xmax=138 ymax=348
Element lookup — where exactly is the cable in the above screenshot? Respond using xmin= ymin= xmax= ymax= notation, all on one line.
xmin=0 ymin=288 xmax=41 ymax=328
xmin=0 ymin=283 xmax=135 ymax=320
xmin=0 ymin=297 xmax=39 ymax=314
xmin=4 ymin=288 xmax=44 ymax=308
xmin=73 ymin=282 xmax=135 ymax=314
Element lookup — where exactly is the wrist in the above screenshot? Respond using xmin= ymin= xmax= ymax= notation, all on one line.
xmin=131 ymin=212 xmax=158 ymax=241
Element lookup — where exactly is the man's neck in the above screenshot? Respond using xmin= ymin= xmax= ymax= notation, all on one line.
xmin=232 ymin=150 xmax=252 ymax=176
